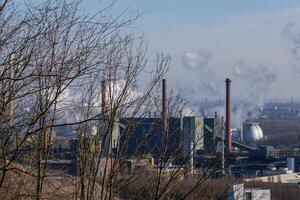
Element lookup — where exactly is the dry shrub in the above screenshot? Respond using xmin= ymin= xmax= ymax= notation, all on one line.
xmin=118 ymin=174 xmax=235 ymax=200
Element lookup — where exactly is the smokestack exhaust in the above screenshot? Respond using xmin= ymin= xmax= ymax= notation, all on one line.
xmin=162 ymin=79 xmax=168 ymax=136
xmin=101 ymin=80 xmax=107 ymax=116
xmin=225 ymin=78 xmax=232 ymax=153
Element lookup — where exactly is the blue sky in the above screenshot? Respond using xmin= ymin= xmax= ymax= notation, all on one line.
xmin=32 ymin=0 xmax=300 ymax=100
xmin=102 ymin=0 xmax=300 ymax=99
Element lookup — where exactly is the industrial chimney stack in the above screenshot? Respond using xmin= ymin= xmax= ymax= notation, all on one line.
xmin=101 ymin=80 xmax=107 ymax=116
xmin=225 ymin=78 xmax=232 ymax=153
xmin=162 ymin=79 xmax=168 ymax=136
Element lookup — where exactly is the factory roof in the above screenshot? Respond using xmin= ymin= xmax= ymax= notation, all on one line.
xmin=244 ymin=172 xmax=300 ymax=184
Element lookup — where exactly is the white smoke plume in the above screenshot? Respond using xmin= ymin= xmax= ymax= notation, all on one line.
xmin=56 ymin=80 xmax=143 ymax=124
xmin=233 ymin=60 xmax=276 ymax=84
xmin=232 ymin=103 xmax=258 ymax=128
xmin=179 ymin=50 xmax=221 ymax=99
xmin=282 ymin=22 xmax=300 ymax=72
xmin=181 ymin=50 xmax=212 ymax=70
xmin=179 ymin=50 xmax=277 ymax=128
xmin=204 ymin=106 xmax=225 ymax=119
xmin=179 ymin=49 xmax=222 ymax=118
xmin=232 ymin=59 xmax=276 ymax=103
xmin=231 ymin=60 xmax=277 ymax=127
xmin=181 ymin=106 xmax=199 ymax=116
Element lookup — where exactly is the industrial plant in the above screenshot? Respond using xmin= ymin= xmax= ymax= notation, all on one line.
xmin=4 ymin=1 xmax=300 ymax=199
xmin=47 ymin=77 xmax=300 ymax=192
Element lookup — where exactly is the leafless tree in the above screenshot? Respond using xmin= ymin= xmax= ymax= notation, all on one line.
xmin=0 ymin=1 xmax=225 ymax=200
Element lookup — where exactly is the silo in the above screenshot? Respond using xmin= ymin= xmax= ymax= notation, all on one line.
xmin=243 ymin=123 xmax=264 ymax=144
xmin=287 ymin=157 xmax=295 ymax=172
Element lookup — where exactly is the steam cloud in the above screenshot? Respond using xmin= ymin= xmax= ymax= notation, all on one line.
xmin=179 ymin=49 xmax=277 ymax=128
xmin=179 ymin=50 xmax=222 ymax=116
xmin=282 ymin=22 xmax=300 ymax=72
xmin=232 ymin=60 xmax=276 ymax=87
xmin=181 ymin=50 xmax=212 ymax=70
xmin=231 ymin=60 xmax=277 ymax=127
xmin=56 ymin=80 xmax=143 ymax=124
xmin=180 ymin=50 xmax=221 ymax=98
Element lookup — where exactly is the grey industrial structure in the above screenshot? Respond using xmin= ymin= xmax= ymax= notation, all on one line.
xmin=118 ymin=115 xmax=222 ymax=161
xmin=38 ymin=77 xmax=300 ymax=200
xmin=62 ymin=78 xmax=278 ymax=168
xmin=228 ymin=184 xmax=271 ymax=200
xmin=92 ymin=78 xmax=262 ymax=164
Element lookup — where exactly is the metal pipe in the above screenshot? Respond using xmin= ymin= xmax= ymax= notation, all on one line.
xmin=225 ymin=78 xmax=232 ymax=153
xmin=240 ymin=125 xmax=243 ymax=141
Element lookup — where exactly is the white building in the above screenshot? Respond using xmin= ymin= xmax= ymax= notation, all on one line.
xmin=228 ymin=183 xmax=271 ymax=200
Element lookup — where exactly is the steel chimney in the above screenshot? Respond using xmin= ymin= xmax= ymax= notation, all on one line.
xmin=225 ymin=78 xmax=232 ymax=153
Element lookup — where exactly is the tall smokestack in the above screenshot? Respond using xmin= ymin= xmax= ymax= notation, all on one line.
xmin=221 ymin=116 xmax=225 ymax=175
xmin=101 ymin=80 xmax=107 ymax=116
xmin=225 ymin=78 xmax=232 ymax=153
xmin=162 ymin=79 xmax=168 ymax=136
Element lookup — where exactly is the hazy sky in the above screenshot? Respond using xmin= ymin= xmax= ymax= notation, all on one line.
xmin=34 ymin=0 xmax=300 ymax=100
xmin=98 ymin=0 xmax=300 ymax=100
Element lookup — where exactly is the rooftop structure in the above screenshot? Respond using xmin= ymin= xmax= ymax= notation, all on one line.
xmin=244 ymin=172 xmax=300 ymax=184
xmin=228 ymin=183 xmax=271 ymax=200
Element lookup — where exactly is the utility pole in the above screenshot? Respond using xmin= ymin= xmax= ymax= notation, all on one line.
xmin=221 ymin=116 xmax=225 ymax=175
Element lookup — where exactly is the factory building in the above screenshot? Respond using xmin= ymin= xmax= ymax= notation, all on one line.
xmin=204 ymin=116 xmax=222 ymax=152
xmin=83 ymin=79 xmax=222 ymax=163
xmin=68 ymin=78 xmax=266 ymax=166
xmin=119 ymin=117 xmax=182 ymax=161
xmin=183 ymin=116 xmax=204 ymax=157
xmin=113 ymin=79 xmax=225 ymax=162
xmin=118 ymin=115 xmax=222 ymax=162
xmin=69 ymin=78 xmax=272 ymax=170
